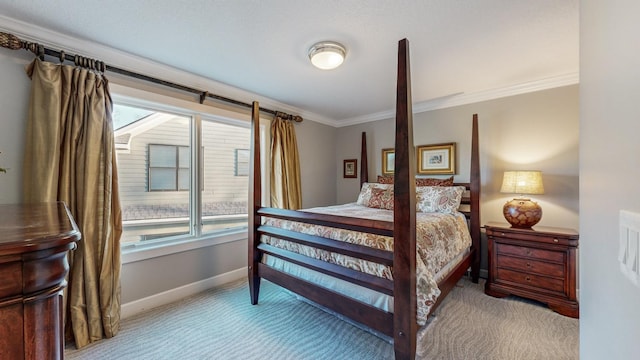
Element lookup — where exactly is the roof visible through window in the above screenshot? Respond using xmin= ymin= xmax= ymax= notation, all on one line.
xmin=113 ymin=104 xmax=154 ymax=130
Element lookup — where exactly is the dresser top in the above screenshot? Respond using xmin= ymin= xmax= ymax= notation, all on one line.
xmin=0 ymin=202 xmax=81 ymax=255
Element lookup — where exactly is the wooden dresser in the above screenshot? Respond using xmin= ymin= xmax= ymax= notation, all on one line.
xmin=0 ymin=202 xmax=81 ymax=360
xmin=484 ymin=222 xmax=579 ymax=318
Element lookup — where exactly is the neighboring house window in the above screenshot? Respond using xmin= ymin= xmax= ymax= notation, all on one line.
xmin=113 ymin=102 xmax=265 ymax=249
xmin=148 ymin=144 xmax=189 ymax=191
xmin=235 ymin=149 xmax=250 ymax=176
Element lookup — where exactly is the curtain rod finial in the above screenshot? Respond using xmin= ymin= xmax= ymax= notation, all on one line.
xmin=0 ymin=31 xmax=23 ymax=50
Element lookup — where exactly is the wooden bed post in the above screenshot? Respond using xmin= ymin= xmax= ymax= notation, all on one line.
xmin=248 ymin=101 xmax=262 ymax=304
xmin=393 ymin=38 xmax=417 ymax=360
xmin=246 ymin=40 xmax=478 ymax=360
xmin=470 ymin=114 xmax=481 ymax=283
xmin=360 ymin=132 xmax=368 ymax=188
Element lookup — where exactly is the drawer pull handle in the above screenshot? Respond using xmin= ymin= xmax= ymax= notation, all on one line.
xmin=526 ymin=262 xmax=532 ymax=268
xmin=501 ymin=232 xmax=505 ymax=236
xmin=526 ymin=250 xmax=532 ymax=255
xmin=525 ymin=276 xmax=531 ymax=281
xmin=553 ymin=238 xmax=559 ymax=243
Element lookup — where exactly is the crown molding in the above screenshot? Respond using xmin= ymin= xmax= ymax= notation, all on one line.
xmin=0 ymin=14 xmax=338 ymax=126
xmin=336 ymin=72 xmax=579 ymax=127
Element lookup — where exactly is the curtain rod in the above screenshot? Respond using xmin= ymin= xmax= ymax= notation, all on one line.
xmin=0 ymin=31 xmax=303 ymax=122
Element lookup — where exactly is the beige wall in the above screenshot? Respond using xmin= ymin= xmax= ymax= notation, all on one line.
xmin=121 ymin=239 xmax=246 ymax=303
xmin=0 ymin=50 xmax=31 ymax=204
xmin=580 ymin=1 xmax=640 ymax=358
xmin=336 ymin=85 xmax=579 ymax=231
xmin=296 ymin=119 xmax=337 ymax=208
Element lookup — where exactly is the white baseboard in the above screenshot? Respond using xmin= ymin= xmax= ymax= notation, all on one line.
xmin=121 ymin=267 xmax=247 ymax=319
xmin=479 ymin=269 xmax=489 ymax=279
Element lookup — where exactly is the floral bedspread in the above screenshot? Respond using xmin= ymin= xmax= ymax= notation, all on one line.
xmin=260 ymin=203 xmax=471 ymax=325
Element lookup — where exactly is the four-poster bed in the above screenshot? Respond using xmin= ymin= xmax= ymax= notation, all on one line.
xmin=248 ymin=39 xmax=480 ymax=359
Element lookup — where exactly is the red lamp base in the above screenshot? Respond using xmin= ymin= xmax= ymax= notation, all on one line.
xmin=503 ymin=198 xmax=542 ymax=229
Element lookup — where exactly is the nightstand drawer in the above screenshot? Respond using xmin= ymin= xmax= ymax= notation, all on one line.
xmin=490 ymin=231 xmax=574 ymax=246
xmin=496 ymin=243 xmax=565 ymax=263
xmin=497 ymin=255 xmax=565 ymax=277
xmin=497 ymin=268 xmax=565 ymax=293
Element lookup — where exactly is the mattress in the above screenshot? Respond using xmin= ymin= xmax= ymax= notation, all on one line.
xmin=260 ymin=203 xmax=472 ymax=325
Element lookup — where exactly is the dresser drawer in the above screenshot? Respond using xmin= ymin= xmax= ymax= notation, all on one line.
xmin=497 ymin=268 xmax=565 ymax=293
xmin=0 ymin=261 xmax=22 ymax=298
xmin=497 ymin=255 xmax=565 ymax=277
xmin=496 ymin=243 xmax=565 ymax=263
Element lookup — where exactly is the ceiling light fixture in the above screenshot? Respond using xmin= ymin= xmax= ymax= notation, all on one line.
xmin=308 ymin=41 xmax=346 ymax=70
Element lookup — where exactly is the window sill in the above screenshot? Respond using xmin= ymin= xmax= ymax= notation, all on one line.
xmin=121 ymin=228 xmax=248 ymax=264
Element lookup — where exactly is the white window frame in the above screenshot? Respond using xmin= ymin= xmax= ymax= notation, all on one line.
xmin=110 ymin=83 xmax=270 ymax=264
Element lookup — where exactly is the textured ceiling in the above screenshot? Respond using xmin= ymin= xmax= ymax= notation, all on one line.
xmin=0 ymin=0 xmax=578 ymax=124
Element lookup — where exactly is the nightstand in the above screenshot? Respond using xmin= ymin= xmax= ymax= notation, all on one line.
xmin=484 ymin=222 xmax=579 ymax=318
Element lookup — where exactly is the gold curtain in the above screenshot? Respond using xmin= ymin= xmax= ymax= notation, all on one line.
xmin=23 ymin=59 xmax=122 ymax=348
xmin=270 ymin=115 xmax=302 ymax=209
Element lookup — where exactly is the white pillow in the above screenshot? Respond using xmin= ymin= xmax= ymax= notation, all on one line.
xmin=416 ymin=186 xmax=465 ymax=213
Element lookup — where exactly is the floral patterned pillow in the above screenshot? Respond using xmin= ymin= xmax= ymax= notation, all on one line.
xmin=367 ymin=187 xmax=394 ymax=210
xmin=416 ymin=176 xmax=454 ymax=186
xmin=416 ymin=186 xmax=465 ymax=213
xmin=357 ymin=183 xmax=393 ymax=205
xmin=376 ymin=175 xmax=454 ymax=186
xmin=377 ymin=175 xmax=395 ymax=184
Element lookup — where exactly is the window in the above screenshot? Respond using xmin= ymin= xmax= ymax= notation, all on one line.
xmin=149 ymin=144 xmax=190 ymax=191
xmin=113 ymin=101 xmax=265 ymax=249
xmin=235 ymin=149 xmax=250 ymax=176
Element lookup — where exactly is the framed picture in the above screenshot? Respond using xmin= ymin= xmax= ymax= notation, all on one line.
xmin=417 ymin=142 xmax=456 ymax=175
xmin=343 ymin=159 xmax=357 ymax=178
xmin=382 ymin=148 xmax=395 ymax=175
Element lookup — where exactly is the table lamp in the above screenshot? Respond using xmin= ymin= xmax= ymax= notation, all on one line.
xmin=500 ymin=170 xmax=545 ymax=228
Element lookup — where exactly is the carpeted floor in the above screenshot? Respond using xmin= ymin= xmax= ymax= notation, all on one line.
xmin=65 ymin=278 xmax=578 ymax=360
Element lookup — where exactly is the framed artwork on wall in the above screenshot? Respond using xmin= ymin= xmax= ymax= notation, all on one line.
xmin=343 ymin=159 xmax=357 ymax=178
xmin=382 ymin=148 xmax=395 ymax=175
xmin=417 ymin=142 xmax=456 ymax=175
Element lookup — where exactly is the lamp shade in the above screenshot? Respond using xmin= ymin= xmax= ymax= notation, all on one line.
xmin=500 ymin=171 xmax=544 ymax=195
xmin=308 ymin=41 xmax=346 ymax=70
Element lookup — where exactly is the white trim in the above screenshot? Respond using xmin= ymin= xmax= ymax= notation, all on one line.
xmin=336 ymin=72 xmax=580 ymax=127
xmin=121 ymin=267 xmax=247 ymax=319
xmin=122 ymin=229 xmax=247 ymax=264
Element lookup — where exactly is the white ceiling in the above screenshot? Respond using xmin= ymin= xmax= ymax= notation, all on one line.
xmin=0 ymin=1 xmax=578 ymax=125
